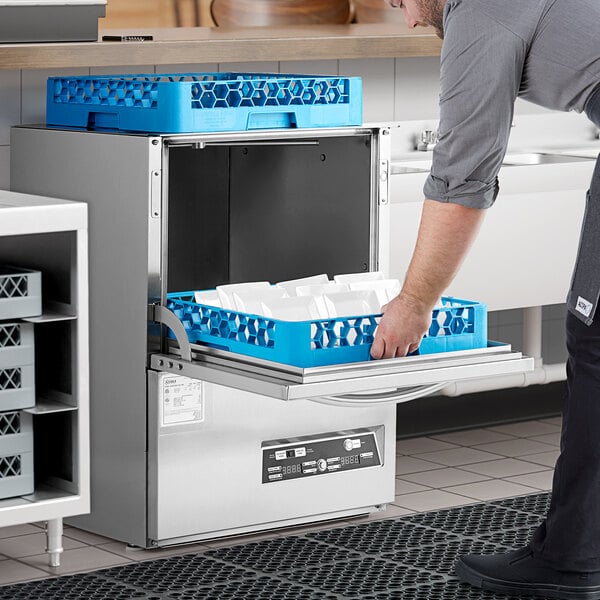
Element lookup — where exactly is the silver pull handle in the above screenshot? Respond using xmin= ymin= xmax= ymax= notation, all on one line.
xmin=315 ymin=382 xmax=447 ymax=407
xmin=148 ymin=304 xmax=192 ymax=363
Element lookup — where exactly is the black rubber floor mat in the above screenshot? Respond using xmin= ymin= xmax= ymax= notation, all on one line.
xmin=385 ymin=539 xmax=511 ymax=574
xmin=0 ymin=573 xmax=164 ymax=599
xmin=163 ymin=577 xmax=341 ymax=599
xmin=205 ymin=535 xmax=363 ymax=572
xmin=281 ymin=556 xmax=446 ymax=596
xmin=361 ymin=579 xmax=524 ymax=599
xmin=94 ymin=554 xmax=256 ymax=594
xmin=404 ymin=503 xmax=542 ymax=536
xmin=306 ymin=519 xmax=461 ymax=554
xmin=491 ymin=492 xmax=551 ymax=516
xmin=0 ymin=492 xmax=554 ymax=600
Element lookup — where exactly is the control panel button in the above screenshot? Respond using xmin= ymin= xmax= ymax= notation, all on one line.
xmin=360 ymin=451 xmax=374 ymax=460
xmin=327 ymin=457 xmax=341 ymax=464
xmin=317 ymin=459 xmax=327 ymax=472
xmin=343 ymin=438 xmax=361 ymax=451
xmin=302 ymin=467 xmax=317 ymax=474
xmin=294 ymin=447 xmax=307 ymax=458
xmin=267 ymin=466 xmax=282 ymax=473
xmin=327 ymin=464 xmax=342 ymax=471
xmin=302 ymin=460 xmax=317 ymax=468
xmin=275 ymin=450 xmax=287 ymax=461
xmin=268 ymin=473 xmax=283 ymax=481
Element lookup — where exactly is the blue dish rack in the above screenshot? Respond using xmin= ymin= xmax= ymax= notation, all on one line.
xmin=166 ymin=292 xmax=488 ymax=368
xmin=46 ymin=72 xmax=363 ymax=133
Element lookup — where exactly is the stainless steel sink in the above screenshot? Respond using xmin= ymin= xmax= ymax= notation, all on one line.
xmin=554 ymin=148 xmax=600 ymax=159
xmin=391 ymin=164 xmax=431 ymax=174
xmin=390 ymin=151 xmax=594 ymax=175
xmin=391 ymin=159 xmax=432 ymax=175
xmin=501 ymin=152 xmax=591 ymax=166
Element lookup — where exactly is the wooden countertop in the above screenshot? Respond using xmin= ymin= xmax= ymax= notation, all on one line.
xmin=0 ymin=24 xmax=441 ymax=70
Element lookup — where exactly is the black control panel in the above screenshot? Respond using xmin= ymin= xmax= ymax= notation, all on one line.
xmin=262 ymin=428 xmax=382 ymax=484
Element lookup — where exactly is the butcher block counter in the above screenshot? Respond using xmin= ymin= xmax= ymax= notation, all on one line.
xmin=0 ymin=23 xmax=441 ymax=70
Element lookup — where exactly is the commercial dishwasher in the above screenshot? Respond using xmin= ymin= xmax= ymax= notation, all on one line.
xmin=10 ymin=124 xmax=532 ymax=548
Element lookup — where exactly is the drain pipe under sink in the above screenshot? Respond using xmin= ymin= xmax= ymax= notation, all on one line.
xmin=440 ymin=306 xmax=566 ymax=397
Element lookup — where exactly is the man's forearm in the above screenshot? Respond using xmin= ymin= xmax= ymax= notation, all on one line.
xmin=371 ymin=198 xmax=486 ymax=358
xmin=400 ymin=198 xmax=486 ymax=309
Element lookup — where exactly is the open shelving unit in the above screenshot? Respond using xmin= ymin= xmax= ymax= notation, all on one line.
xmin=0 ymin=191 xmax=88 ymax=567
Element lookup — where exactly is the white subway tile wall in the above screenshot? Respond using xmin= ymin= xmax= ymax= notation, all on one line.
xmin=339 ymin=58 xmax=396 ymax=122
xmin=394 ymin=56 xmax=441 ymax=120
xmin=90 ymin=66 xmax=156 ymax=75
xmin=219 ymin=62 xmax=279 ymax=73
xmin=22 ymin=68 xmax=90 ymax=126
xmin=278 ymin=60 xmax=339 ymax=76
xmin=0 ymin=146 xmax=9 ymax=190
xmin=156 ymin=64 xmax=216 ymax=74
xmin=0 ymin=71 xmax=20 ymax=146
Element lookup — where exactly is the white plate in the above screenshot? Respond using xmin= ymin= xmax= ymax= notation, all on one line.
xmin=194 ymin=290 xmax=222 ymax=308
xmin=349 ymin=279 xmax=401 ymax=309
xmin=296 ymin=283 xmax=350 ymax=319
xmin=261 ymin=296 xmax=321 ymax=321
xmin=216 ymin=281 xmax=270 ymax=310
xmin=233 ymin=287 xmax=288 ymax=315
xmin=323 ymin=290 xmax=380 ymax=318
xmin=275 ymin=274 xmax=329 ymax=296
xmin=296 ymin=283 xmax=349 ymax=297
xmin=333 ymin=271 xmax=385 ymax=285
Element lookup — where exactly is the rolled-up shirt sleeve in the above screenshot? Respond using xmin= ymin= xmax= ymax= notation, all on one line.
xmin=424 ymin=0 xmax=527 ymax=209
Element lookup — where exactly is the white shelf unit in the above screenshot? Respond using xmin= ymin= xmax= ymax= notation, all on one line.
xmin=0 ymin=191 xmax=89 ymax=567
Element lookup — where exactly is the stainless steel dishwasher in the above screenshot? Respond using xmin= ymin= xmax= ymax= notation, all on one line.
xmin=10 ymin=125 xmax=532 ymax=548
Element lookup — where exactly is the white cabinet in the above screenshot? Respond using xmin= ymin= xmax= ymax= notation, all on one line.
xmin=0 ymin=191 xmax=89 ymax=566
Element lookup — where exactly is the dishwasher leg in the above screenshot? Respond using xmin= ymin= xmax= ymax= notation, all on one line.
xmin=45 ymin=518 xmax=63 ymax=567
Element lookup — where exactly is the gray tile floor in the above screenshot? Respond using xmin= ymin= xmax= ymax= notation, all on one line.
xmin=0 ymin=416 xmax=561 ymax=587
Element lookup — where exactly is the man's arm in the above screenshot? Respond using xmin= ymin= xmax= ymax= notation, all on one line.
xmin=370 ymin=199 xmax=486 ymax=359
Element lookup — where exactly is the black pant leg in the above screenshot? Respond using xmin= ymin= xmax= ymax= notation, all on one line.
xmin=530 ymin=312 xmax=600 ymax=571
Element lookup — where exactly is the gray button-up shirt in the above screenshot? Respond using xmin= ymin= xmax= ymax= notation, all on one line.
xmin=424 ymin=0 xmax=600 ymax=208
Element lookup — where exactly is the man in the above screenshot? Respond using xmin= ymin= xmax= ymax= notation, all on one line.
xmin=374 ymin=0 xmax=600 ymax=598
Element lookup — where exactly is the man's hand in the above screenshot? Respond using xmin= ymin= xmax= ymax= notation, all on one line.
xmin=370 ymin=199 xmax=487 ymax=360
xmin=370 ymin=293 xmax=433 ymax=359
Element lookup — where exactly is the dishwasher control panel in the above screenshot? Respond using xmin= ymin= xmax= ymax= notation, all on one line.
xmin=262 ymin=427 xmax=382 ymax=483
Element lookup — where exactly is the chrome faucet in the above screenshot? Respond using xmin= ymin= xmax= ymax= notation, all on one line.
xmin=417 ymin=129 xmax=438 ymax=151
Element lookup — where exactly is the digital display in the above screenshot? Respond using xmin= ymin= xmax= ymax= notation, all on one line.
xmin=282 ymin=463 xmax=302 ymax=476
xmin=263 ymin=430 xmax=381 ymax=483
xmin=341 ymin=455 xmax=360 ymax=466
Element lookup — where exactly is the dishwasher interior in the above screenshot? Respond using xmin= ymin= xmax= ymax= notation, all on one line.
xmin=164 ymin=134 xmax=375 ymax=293
xmin=10 ymin=124 xmax=532 ymax=547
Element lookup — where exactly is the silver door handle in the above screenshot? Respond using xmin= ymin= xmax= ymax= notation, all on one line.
xmin=315 ymin=382 xmax=447 ymax=407
xmin=148 ymin=304 xmax=192 ymax=362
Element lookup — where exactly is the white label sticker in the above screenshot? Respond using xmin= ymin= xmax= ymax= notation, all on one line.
xmin=576 ymin=296 xmax=594 ymax=318
xmin=159 ymin=375 xmax=204 ymax=426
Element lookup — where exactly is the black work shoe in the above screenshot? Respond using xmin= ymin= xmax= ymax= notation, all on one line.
xmin=455 ymin=546 xmax=600 ymax=599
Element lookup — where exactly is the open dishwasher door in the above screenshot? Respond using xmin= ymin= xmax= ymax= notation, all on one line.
xmin=149 ymin=340 xmax=533 ymax=405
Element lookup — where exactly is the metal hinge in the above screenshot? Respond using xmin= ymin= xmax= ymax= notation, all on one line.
xmin=379 ymin=159 xmax=389 ymax=205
